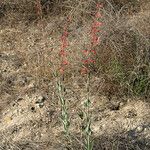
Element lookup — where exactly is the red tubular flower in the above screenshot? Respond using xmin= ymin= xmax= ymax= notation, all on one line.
xmin=62 ymin=41 xmax=68 ymax=49
xmin=94 ymin=21 xmax=102 ymax=27
xmin=90 ymin=50 xmax=96 ymax=55
xmin=67 ymin=16 xmax=72 ymax=22
xmin=62 ymin=60 xmax=69 ymax=65
xmin=59 ymin=50 xmax=66 ymax=57
xmin=82 ymin=58 xmax=96 ymax=64
xmin=92 ymin=36 xmax=100 ymax=46
xmin=82 ymin=59 xmax=89 ymax=64
xmin=95 ymin=12 xmax=101 ymax=18
xmin=89 ymin=58 xmax=96 ymax=63
xmin=91 ymin=27 xmax=98 ymax=34
xmin=96 ymin=3 xmax=103 ymax=9
xmin=61 ymin=35 xmax=65 ymax=41
xmin=63 ymin=31 xmax=69 ymax=37
xmin=83 ymin=50 xmax=90 ymax=56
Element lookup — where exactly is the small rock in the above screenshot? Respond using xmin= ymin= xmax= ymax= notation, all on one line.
xmin=136 ymin=125 xmax=144 ymax=133
xmin=119 ymin=102 xmax=125 ymax=107
xmin=17 ymin=77 xmax=27 ymax=86
xmin=38 ymin=103 xmax=44 ymax=108
xmin=19 ymin=109 xmax=23 ymax=113
xmin=127 ymin=110 xmax=137 ymax=118
xmin=31 ymin=106 xmax=36 ymax=112
xmin=17 ymin=97 xmax=23 ymax=102
xmin=4 ymin=116 xmax=12 ymax=123
xmin=102 ymin=124 xmax=106 ymax=129
xmin=36 ymin=96 xmax=46 ymax=103
xmin=28 ymin=82 xmax=35 ymax=88
xmin=35 ymin=96 xmax=46 ymax=108
xmin=47 ymin=110 xmax=55 ymax=117
xmin=108 ymin=102 xmax=120 ymax=111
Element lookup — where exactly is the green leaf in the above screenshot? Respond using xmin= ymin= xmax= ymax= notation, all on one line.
xmin=78 ymin=111 xmax=84 ymax=120
xmin=84 ymin=98 xmax=91 ymax=107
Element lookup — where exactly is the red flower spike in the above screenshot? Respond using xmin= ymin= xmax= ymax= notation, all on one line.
xmin=58 ymin=16 xmax=71 ymax=75
xmin=80 ymin=4 xmax=102 ymax=75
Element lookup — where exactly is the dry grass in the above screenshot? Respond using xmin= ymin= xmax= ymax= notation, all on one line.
xmin=0 ymin=0 xmax=150 ymax=149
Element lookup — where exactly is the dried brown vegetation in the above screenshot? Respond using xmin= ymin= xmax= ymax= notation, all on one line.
xmin=0 ymin=0 xmax=150 ymax=150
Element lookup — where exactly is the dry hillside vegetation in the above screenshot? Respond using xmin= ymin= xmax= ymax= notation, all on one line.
xmin=0 ymin=0 xmax=150 ymax=150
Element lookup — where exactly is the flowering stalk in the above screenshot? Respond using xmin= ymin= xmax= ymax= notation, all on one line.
xmin=56 ymin=17 xmax=71 ymax=136
xmin=80 ymin=3 xmax=103 ymax=150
